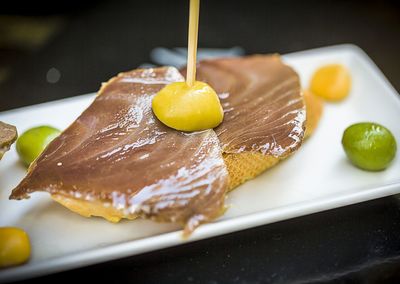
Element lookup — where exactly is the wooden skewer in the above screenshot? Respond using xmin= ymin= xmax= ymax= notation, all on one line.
xmin=186 ymin=0 xmax=200 ymax=87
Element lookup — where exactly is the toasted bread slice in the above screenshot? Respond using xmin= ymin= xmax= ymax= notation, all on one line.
xmin=11 ymin=56 xmax=323 ymax=233
xmin=49 ymin=89 xmax=322 ymax=220
xmin=42 ymin=59 xmax=322 ymax=224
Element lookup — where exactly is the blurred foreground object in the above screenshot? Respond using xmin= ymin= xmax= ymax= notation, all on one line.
xmin=0 ymin=121 xmax=17 ymax=160
xmin=0 ymin=227 xmax=31 ymax=268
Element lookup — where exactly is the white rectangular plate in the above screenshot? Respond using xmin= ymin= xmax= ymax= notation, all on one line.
xmin=1 ymin=44 xmax=400 ymax=282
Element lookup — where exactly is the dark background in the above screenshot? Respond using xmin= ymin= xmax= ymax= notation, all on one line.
xmin=1 ymin=0 xmax=400 ymax=283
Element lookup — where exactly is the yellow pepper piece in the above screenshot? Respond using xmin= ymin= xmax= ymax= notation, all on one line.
xmin=0 ymin=227 xmax=31 ymax=268
xmin=310 ymin=64 xmax=351 ymax=101
xmin=152 ymin=81 xmax=224 ymax=132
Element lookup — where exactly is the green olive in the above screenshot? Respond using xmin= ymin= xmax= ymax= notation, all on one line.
xmin=342 ymin=122 xmax=397 ymax=171
xmin=16 ymin=126 xmax=61 ymax=166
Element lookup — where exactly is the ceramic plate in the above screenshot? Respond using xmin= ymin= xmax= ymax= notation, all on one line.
xmin=1 ymin=44 xmax=399 ymax=282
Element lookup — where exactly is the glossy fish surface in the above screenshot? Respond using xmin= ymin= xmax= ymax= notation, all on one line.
xmin=10 ymin=67 xmax=229 ymax=234
xmin=184 ymin=55 xmax=306 ymax=157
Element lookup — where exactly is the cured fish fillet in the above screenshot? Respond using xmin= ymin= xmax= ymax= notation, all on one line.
xmin=10 ymin=55 xmax=322 ymax=234
xmin=10 ymin=67 xmax=229 ymax=235
xmin=182 ymin=55 xmax=307 ymax=189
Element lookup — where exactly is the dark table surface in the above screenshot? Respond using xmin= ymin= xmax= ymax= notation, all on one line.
xmin=1 ymin=0 xmax=400 ymax=283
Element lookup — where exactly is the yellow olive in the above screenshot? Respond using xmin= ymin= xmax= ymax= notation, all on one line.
xmin=0 ymin=227 xmax=31 ymax=268
xmin=310 ymin=64 xmax=351 ymax=101
xmin=152 ymin=81 xmax=224 ymax=132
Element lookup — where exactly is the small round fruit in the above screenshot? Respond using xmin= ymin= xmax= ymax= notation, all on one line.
xmin=310 ymin=64 xmax=351 ymax=101
xmin=342 ymin=122 xmax=397 ymax=171
xmin=16 ymin=126 xmax=61 ymax=166
xmin=0 ymin=227 xmax=31 ymax=268
xmin=152 ymin=81 xmax=224 ymax=132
